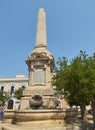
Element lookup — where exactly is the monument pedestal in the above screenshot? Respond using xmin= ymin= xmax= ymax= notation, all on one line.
xmin=20 ymin=85 xmax=56 ymax=110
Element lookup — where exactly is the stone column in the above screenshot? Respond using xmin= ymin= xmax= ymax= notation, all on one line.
xmin=35 ymin=8 xmax=47 ymax=49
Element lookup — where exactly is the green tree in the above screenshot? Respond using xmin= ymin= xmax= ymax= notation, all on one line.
xmin=53 ymin=51 xmax=95 ymax=122
xmin=0 ymin=90 xmax=10 ymax=106
xmin=14 ymin=88 xmax=23 ymax=100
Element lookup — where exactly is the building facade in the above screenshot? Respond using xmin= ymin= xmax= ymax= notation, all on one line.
xmin=0 ymin=75 xmax=28 ymax=96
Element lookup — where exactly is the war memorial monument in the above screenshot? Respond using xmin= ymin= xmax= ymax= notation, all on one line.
xmin=2 ymin=8 xmax=65 ymax=130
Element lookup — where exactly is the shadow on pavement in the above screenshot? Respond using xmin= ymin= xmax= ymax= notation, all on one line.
xmin=65 ymin=117 xmax=94 ymax=130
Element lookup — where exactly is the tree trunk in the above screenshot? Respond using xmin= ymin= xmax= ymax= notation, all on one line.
xmin=80 ymin=103 xmax=86 ymax=120
xmin=91 ymin=97 xmax=95 ymax=130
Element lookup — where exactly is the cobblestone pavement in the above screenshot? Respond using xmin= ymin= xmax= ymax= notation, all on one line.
xmin=64 ymin=117 xmax=94 ymax=130
xmin=0 ymin=118 xmax=94 ymax=130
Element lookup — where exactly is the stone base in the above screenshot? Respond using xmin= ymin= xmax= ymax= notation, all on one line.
xmin=20 ymin=95 xmax=57 ymax=110
xmin=3 ymin=109 xmax=66 ymax=130
xmin=4 ymin=110 xmax=15 ymax=119
xmin=2 ymin=120 xmax=64 ymax=130
xmin=14 ymin=109 xmax=65 ymax=121
xmin=23 ymin=86 xmax=54 ymax=96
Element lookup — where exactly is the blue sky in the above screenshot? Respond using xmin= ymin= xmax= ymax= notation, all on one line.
xmin=0 ymin=0 xmax=95 ymax=78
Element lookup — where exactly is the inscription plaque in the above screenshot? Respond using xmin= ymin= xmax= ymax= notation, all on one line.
xmin=32 ymin=68 xmax=45 ymax=84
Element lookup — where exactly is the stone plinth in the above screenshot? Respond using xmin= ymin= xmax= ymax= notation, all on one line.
xmin=4 ymin=110 xmax=15 ymax=120
xmin=3 ymin=109 xmax=66 ymax=130
xmin=23 ymin=86 xmax=54 ymax=96
xmin=14 ymin=109 xmax=65 ymax=121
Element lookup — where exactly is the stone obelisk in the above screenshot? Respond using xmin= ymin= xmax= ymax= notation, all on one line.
xmin=20 ymin=8 xmax=55 ymax=109
xmin=35 ymin=8 xmax=47 ymax=49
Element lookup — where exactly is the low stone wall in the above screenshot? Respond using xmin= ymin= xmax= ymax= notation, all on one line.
xmin=66 ymin=109 xmax=79 ymax=116
xmin=64 ymin=109 xmax=79 ymax=123
xmin=4 ymin=110 xmax=15 ymax=119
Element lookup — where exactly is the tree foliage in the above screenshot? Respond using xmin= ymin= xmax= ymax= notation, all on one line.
xmin=53 ymin=50 xmax=95 ymax=110
xmin=14 ymin=88 xmax=23 ymax=100
xmin=0 ymin=90 xmax=10 ymax=106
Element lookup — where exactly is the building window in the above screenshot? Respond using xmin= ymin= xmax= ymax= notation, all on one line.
xmin=22 ymin=86 xmax=25 ymax=90
xmin=1 ymin=86 xmax=4 ymax=92
xmin=10 ymin=86 xmax=14 ymax=95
